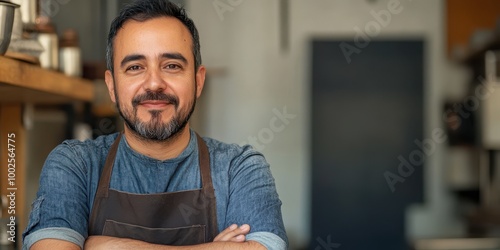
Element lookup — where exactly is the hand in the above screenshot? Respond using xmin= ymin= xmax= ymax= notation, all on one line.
xmin=84 ymin=236 xmax=162 ymax=250
xmin=213 ymin=224 xmax=250 ymax=243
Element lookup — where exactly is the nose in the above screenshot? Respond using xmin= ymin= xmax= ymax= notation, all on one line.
xmin=143 ymin=68 xmax=167 ymax=92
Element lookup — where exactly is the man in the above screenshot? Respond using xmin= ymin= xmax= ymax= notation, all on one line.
xmin=21 ymin=0 xmax=288 ymax=249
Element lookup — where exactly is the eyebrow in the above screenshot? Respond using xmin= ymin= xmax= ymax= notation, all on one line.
xmin=120 ymin=54 xmax=145 ymax=68
xmin=160 ymin=52 xmax=188 ymax=65
xmin=119 ymin=53 xmax=189 ymax=68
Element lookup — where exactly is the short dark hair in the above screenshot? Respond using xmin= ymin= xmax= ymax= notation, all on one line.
xmin=106 ymin=0 xmax=201 ymax=73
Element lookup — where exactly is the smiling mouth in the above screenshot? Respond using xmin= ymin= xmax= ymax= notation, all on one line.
xmin=132 ymin=91 xmax=179 ymax=111
xmin=139 ymin=101 xmax=171 ymax=109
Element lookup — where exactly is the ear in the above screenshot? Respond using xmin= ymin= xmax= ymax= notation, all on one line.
xmin=105 ymin=70 xmax=116 ymax=103
xmin=195 ymin=65 xmax=206 ymax=98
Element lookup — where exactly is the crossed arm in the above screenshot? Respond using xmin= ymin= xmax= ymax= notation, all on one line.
xmin=30 ymin=224 xmax=266 ymax=250
xmin=26 ymin=143 xmax=285 ymax=250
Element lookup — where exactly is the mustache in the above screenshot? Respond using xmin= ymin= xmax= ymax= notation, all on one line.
xmin=132 ymin=91 xmax=179 ymax=108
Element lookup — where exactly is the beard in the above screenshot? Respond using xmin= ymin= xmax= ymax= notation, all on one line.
xmin=115 ymin=87 xmax=196 ymax=142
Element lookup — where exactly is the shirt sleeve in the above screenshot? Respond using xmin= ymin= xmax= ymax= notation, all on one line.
xmin=246 ymin=231 xmax=287 ymax=250
xmin=22 ymin=227 xmax=84 ymax=250
xmin=226 ymin=148 xmax=289 ymax=247
xmin=22 ymin=142 xmax=90 ymax=249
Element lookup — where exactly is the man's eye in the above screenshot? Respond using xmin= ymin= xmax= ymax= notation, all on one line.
xmin=165 ymin=64 xmax=181 ymax=69
xmin=127 ymin=65 xmax=142 ymax=71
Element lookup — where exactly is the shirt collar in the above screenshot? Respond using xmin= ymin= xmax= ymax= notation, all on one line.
xmin=119 ymin=129 xmax=197 ymax=164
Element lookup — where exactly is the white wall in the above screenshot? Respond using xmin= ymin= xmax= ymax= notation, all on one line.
xmin=187 ymin=0 xmax=460 ymax=248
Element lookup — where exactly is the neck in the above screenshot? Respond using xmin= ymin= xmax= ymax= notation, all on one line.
xmin=123 ymin=124 xmax=191 ymax=161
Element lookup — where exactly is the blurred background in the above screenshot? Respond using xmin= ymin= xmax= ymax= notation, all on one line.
xmin=1 ymin=0 xmax=500 ymax=249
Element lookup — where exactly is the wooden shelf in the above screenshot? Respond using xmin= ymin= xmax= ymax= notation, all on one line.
xmin=458 ymin=34 xmax=500 ymax=65
xmin=93 ymin=104 xmax=117 ymax=117
xmin=0 ymin=56 xmax=94 ymax=249
xmin=0 ymin=55 xmax=94 ymax=103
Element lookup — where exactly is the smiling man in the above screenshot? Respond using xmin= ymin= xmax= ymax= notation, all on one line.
xmin=21 ymin=1 xmax=288 ymax=249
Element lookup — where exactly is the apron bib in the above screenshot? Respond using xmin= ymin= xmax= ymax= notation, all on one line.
xmin=88 ymin=133 xmax=218 ymax=245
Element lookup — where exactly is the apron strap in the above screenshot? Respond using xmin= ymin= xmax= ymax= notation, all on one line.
xmin=88 ymin=133 xmax=122 ymax=233
xmin=196 ymin=133 xmax=214 ymax=192
xmin=195 ymin=133 xmax=219 ymax=240
xmin=97 ymin=133 xmax=122 ymax=197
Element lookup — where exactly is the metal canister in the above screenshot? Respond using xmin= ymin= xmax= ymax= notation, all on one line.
xmin=9 ymin=0 xmax=37 ymax=30
xmin=20 ymin=0 xmax=37 ymax=29
xmin=35 ymin=15 xmax=58 ymax=70
xmin=59 ymin=28 xmax=81 ymax=77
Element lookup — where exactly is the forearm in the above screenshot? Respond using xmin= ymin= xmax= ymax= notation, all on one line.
xmin=84 ymin=236 xmax=266 ymax=250
xmin=31 ymin=239 xmax=81 ymax=250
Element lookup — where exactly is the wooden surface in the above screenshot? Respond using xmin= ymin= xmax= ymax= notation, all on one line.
xmin=446 ymin=0 xmax=500 ymax=59
xmin=459 ymin=34 xmax=500 ymax=65
xmin=0 ymin=55 xmax=95 ymax=249
xmin=0 ymin=55 xmax=94 ymax=103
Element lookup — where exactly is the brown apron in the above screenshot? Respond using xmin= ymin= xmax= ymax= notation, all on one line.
xmin=88 ymin=133 xmax=218 ymax=246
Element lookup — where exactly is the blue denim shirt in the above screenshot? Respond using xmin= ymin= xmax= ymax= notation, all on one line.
xmin=22 ymin=130 xmax=288 ymax=249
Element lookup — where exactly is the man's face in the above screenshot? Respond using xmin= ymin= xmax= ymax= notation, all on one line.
xmin=105 ymin=17 xmax=205 ymax=141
